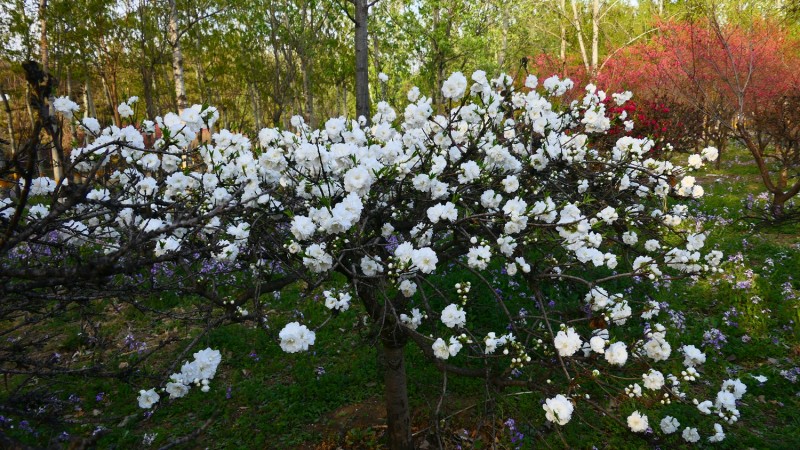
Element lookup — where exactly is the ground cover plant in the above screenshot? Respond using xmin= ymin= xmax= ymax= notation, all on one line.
xmin=3 ymin=56 xmax=799 ymax=450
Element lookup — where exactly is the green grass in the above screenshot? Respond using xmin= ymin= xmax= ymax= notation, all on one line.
xmin=2 ymin=145 xmax=799 ymax=449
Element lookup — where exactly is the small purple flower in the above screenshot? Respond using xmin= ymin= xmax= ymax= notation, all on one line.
xmin=504 ymin=417 xmax=524 ymax=447
xmin=702 ymin=328 xmax=727 ymax=350
xmin=667 ymin=309 xmax=685 ymax=331
xmin=124 ymin=334 xmax=148 ymax=353
xmin=385 ymin=235 xmax=399 ymax=253
xmin=19 ymin=420 xmax=34 ymax=434
xmin=723 ymin=307 xmax=740 ymax=327
xmin=780 ymin=367 xmax=800 ymax=383
xmin=782 ymin=281 xmax=797 ymax=300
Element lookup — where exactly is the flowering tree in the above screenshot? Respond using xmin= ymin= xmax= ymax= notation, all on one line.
xmin=259 ymin=70 xmax=740 ymax=448
xmin=0 ymin=62 xmax=300 ymax=414
xmin=600 ymin=18 xmax=800 ymax=218
xmin=2 ymin=62 xmax=746 ymax=449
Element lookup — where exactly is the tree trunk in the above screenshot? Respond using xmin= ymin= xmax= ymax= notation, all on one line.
xmin=354 ymin=0 xmax=370 ymax=123
xmin=83 ymin=71 xmax=96 ymax=119
xmin=372 ymin=34 xmax=384 ymax=101
xmin=591 ymin=0 xmax=600 ymax=79
xmin=168 ymin=0 xmax=188 ymax=112
xmin=571 ymin=0 xmax=590 ymax=75
xmin=355 ymin=280 xmax=413 ymax=450
xmin=714 ymin=137 xmax=726 ymax=170
xmin=66 ymin=67 xmax=76 ymax=136
xmin=1 ymin=85 xmax=15 ymax=156
xmin=301 ymin=56 xmax=314 ymax=128
xmin=771 ymin=193 xmax=788 ymax=218
xmin=341 ymin=82 xmax=348 ymax=116
xmin=381 ymin=341 xmax=413 ymax=450
xmin=25 ymin=84 xmax=35 ymax=129
xmin=498 ymin=4 xmax=509 ymax=68
xmin=249 ymin=82 xmax=262 ymax=131
xmin=39 ymin=0 xmax=63 ymax=183
xmin=560 ymin=0 xmax=567 ymax=70
xmin=39 ymin=0 xmax=49 ymax=70
xmin=141 ymin=64 xmax=156 ymax=120
xmin=100 ymin=73 xmax=121 ymax=126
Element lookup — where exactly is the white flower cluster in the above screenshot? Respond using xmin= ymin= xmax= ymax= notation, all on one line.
xmin=137 ymin=348 xmax=221 ymax=409
xmin=400 ymin=308 xmax=425 ymax=330
xmin=543 ymin=394 xmax=574 ymax=425
xmin=117 ymin=96 xmax=138 ymax=119
xmin=440 ymin=304 xmax=466 ymax=329
xmin=53 ymin=96 xmax=80 ymax=119
xmin=278 ymin=322 xmax=316 ymax=353
xmin=432 ymin=336 xmax=463 ymax=360
xmin=323 ymin=290 xmax=351 ymax=311
xmin=687 ymin=146 xmax=719 ymax=169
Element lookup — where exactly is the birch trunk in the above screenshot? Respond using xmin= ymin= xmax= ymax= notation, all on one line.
xmin=560 ymin=0 xmax=567 ymax=66
xmin=354 ymin=0 xmax=370 ymax=122
xmin=571 ymin=0 xmax=590 ymax=74
xmin=168 ymin=0 xmax=188 ymax=112
xmin=83 ymin=72 xmax=96 ymax=119
xmin=1 ymin=85 xmax=15 ymax=156
xmin=591 ymin=0 xmax=600 ymax=79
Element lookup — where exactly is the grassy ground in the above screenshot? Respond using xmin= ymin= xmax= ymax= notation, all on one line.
xmin=2 ymin=146 xmax=799 ymax=449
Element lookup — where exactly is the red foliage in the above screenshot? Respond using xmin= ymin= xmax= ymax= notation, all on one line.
xmin=600 ymin=18 xmax=800 ymax=122
xmin=600 ymin=18 xmax=800 ymax=214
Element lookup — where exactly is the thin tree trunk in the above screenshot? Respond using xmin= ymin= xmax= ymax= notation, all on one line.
xmin=137 ymin=3 xmax=156 ymax=120
xmin=141 ymin=64 xmax=156 ymax=120
xmin=571 ymin=0 xmax=590 ymax=74
xmin=39 ymin=0 xmax=49 ymax=70
xmin=301 ymin=57 xmax=314 ymax=128
xmin=498 ymin=4 xmax=509 ymax=67
xmin=66 ymin=68 xmax=75 ymax=135
xmin=1 ymin=85 xmax=16 ymax=156
xmin=560 ymin=0 xmax=567 ymax=68
xmin=168 ymin=0 xmax=188 ymax=112
xmin=25 ymin=85 xmax=35 ymax=129
xmin=354 ymin=0 xmax=370 ymax=122
xmin=431 ymin=4 xmax=443 ymax=110
xmin=100 ymin=73 xmax=121 ymax=126
xmin=194 ymin=64 xmax=204 ymax=105
xmin=341 ymin=82 xmax=347 ymax=116
xmin=83 ymin=71 xmax=96 ymax=119
xmin=591 ymin=0 xmax=600 ymax=79
xmin=193 ymin=34 xmax=210 ymax=107
xmin=372 ymin=34 xmax=383 ymax=101
xmin=39 ymin=0 xmax=63 ymax=183
xmin=249 ymin=82 xmax=262 ymax=130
